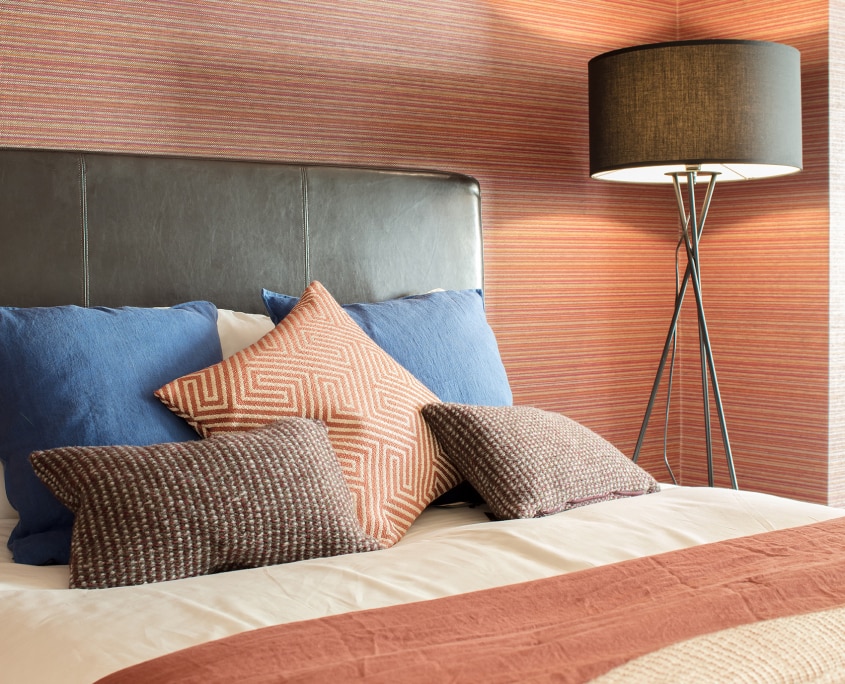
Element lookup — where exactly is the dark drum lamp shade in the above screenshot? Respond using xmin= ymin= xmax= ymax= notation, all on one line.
xmin=588 ymin=40 xmax=803 ymax=182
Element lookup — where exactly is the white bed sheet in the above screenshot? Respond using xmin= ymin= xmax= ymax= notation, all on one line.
xmin=1 ymin=486 xmax=841 ymax=683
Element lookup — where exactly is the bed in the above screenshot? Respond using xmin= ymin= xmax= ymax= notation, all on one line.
xmin=2 ymin=148 xmax=845 ymax=683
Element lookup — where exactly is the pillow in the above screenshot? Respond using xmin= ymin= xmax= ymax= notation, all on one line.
xmin=30 ymin=419 xmax=381 ymax=589
xmin=261 ymin=288 xmax=512 ymax=406
xmin=421 ymin=403 xmax=660 ymax=520
xmin=216 ymin=309 xmax=275 ymax=358
xmin=0 ymin=302 xmax=222 ymax=565
xmin=0 ymin=462 xmax=15 ymax=520
xmin=157 ymin=281 xmax=460 ymax=547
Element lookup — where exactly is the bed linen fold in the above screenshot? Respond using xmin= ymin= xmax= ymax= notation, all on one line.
xmin=96 ymin=515 xmax=845 ymax=683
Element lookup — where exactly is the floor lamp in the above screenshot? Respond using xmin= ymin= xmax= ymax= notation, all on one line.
xmin=588 ymin=40 xmax=803 ymax=488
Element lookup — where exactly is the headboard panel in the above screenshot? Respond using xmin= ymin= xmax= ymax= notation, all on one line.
xmin=0 ymin=149 xmax=483 ymax=312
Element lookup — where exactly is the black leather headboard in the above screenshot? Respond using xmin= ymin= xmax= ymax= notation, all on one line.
xmin=0 ymin=149 xmax=483 ymax=312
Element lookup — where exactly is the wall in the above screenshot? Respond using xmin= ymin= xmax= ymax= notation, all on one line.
xmin=0 ymin=0 xmax=837 ymax=503
xmin=675 ymin=0 xmax=833 ymax=501
xmin=830 ymin=0 xmax=845 ymax=504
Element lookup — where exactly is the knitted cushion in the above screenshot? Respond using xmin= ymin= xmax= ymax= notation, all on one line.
xmin=156 ymin=281 xmax=460 ymax=547
xmin=30 ymin=419 xmax=380 ymax=589
xmin=422 ymin=403 xmax=660 ymax=520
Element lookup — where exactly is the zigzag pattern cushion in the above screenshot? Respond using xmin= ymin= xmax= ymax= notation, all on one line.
xmin=422 ymin=403 xmax=660 ymax=520
xmin=156 ymin=281 xmax=460 ymax=547
xmin=30 ymin=420 xmax=381 ymax=589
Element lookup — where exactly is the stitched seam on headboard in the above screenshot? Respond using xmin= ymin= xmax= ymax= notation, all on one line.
xmin=79 ymin=154 xmax=90 ymax=307
xmin=301 ymin=167 xmax=310 ymax=286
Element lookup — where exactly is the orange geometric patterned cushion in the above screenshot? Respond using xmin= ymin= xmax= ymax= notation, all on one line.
xmin=156 ymin=281 xmax=460 ymax=547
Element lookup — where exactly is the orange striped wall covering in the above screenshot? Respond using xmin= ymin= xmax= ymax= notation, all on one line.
xmin=0 ymin=0 xmax=837 ymax=504
xmin=675 ymin=0 xmax=833 ymax=502
xmin=831 ymin=0 xmax=845 ymax=506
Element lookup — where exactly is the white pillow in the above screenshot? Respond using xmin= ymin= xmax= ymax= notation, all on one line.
xmin=216 ymin=309 xmax=275 ymax=358
xmin=0 ymin=462 xmax=16 ymax=520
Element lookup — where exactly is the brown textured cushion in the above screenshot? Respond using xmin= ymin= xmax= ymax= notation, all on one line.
xmin=29 ymin=419 xmax=381 ymax=589
xmin=421 ymin=403 xmax=660 ymax=520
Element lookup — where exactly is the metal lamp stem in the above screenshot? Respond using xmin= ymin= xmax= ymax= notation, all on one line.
xmin=632 ymin=171 xmax=738 ymax=489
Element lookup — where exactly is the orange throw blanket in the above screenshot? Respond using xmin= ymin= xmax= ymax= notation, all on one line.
xmin=98 ymin=516 xmax=845 ymax=683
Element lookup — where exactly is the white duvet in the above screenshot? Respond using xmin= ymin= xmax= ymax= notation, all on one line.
xmin=1 ymin=486 xmax=841 ymax=683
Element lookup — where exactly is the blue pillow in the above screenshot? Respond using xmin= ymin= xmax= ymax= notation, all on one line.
xmin=262 ymin=287 xmax=512 ymax=406
xmin=0 ymin=302 xmax=222 ymax=565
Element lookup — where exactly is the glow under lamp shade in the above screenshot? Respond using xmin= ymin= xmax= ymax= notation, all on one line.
xmin=588 ymin=40 xmax=803 ymax=183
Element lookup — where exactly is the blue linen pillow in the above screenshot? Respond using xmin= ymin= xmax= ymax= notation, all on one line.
xmin=261 ymin=288 xmax=512 ymax=406
xmin=0 ymin=302 xmax=222 ymax=565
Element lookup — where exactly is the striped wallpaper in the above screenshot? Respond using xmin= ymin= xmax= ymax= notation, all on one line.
xmin=0 ymin=0 xmax=839 ymax=504
xmin=676 ymin=0 xmax=832 ymax=501
xmin=831 ymin=0 xmax=845 ymax=506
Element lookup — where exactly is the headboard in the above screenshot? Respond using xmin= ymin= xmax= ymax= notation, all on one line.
xmin=0 ymin=149 xmax=483 ymax=312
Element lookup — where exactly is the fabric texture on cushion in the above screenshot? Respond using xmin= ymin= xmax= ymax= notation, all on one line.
xmin=157 ymin=281 xmax=460 ymax=547
xmin=261 ymin=288 xmax=512 ymax=406
xmin=30 ymin=419 xmax=381 ymax=589
xmin=421 ymin=403 xmax=660 ymax=520
xmin=0 ymin=302 xmax=221 ymax=566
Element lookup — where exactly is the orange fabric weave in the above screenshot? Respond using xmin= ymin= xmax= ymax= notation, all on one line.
xmin=156 ymin=281 xmax=458 ymax=547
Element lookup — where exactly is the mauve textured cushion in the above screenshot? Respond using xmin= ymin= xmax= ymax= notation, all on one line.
xmin=0 ymin=302 xmax=222 ymax=566
xmin=421 ymin=403 xmax=660 ymax=520
xmin=30 ymin=419 xmax=381 ymax=589
xmin=261 ymin=288 xmax=512 ymax=406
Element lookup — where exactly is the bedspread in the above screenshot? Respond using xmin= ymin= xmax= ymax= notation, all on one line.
xmin=4 ymin=486 xmax=842 ymax=682
xmin=594 ymin=604 xmax=845 ymax=683
xmin=97 ymin=515 xmax=845 ymax=683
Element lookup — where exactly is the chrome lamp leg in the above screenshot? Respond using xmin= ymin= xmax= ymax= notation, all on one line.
xmin=632 ymin=170 xmax=738 ymax=490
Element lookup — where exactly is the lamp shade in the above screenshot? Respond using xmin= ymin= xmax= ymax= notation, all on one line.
xmin=588 ymin=40 xmax=803 ymax=183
